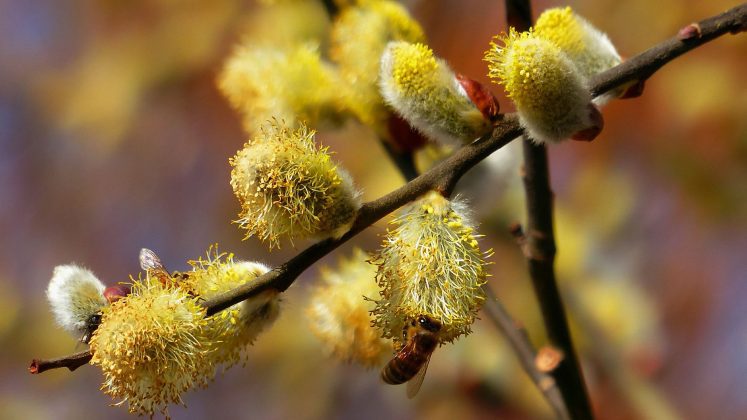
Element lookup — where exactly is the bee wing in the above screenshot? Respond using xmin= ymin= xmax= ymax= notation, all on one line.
xmin=140 ymin=248 xmax=166 ymax=271
xmin=406 ymin=353 xmax=431 ymax=399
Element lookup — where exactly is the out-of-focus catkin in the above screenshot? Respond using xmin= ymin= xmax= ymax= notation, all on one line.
xmin=307 ymin=248 xmax=390 ymax=368
xmin=330 ymin=0 xmax=425 ymax=133
xmin=218 ymin=43 xmax=347 ymax=134
xmin=230 ymin=121 xmax=360 ymax=248
xmin=371 ymin=191 xmax=489 ymax=345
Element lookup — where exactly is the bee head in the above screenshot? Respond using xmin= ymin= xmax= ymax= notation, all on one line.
xmin=416 ymin=315 xmax=442 ymax=333
xmin=81 ymin=312 xmax=103 ymax=344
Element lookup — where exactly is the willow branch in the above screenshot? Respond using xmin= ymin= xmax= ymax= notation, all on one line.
xmin=510 ymin=4 xmax=746 ymax=419
xmin=320 ymin=0 xmax=339 ymax=18
xmin=482 ymin=284 xmax=569 ymax=419
xmin=30 ymin=3 xmax=747 ymax=374
xmin=590 ymin=3 xmax=747 ymax=97
xmin=29 ymin=350 xmax=92 ymax=374
xmin=505 ymin=0 xmax=595 ymax=418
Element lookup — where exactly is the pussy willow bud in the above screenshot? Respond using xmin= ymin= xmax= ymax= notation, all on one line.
xmin=485 ymin=29 xmax=601 ymax=144
xmin=307 ymin=248 xmax=390 ymax=368
xmin=184 ymin=247 xmax=280 ymax=366
xmin=46 ymin=265 xmax=106 ymax=336
xmin=533 ymin=7 xmax=622 ymax=104
xmin=330 ymin=0 xmax=425 ymax=132
xmin=89 ymin=280 xmax=214 ymax=417
xmin=371 ymin=191 xmax=489 ymax=344
xmin=380 ymin=41 xmax=492 ymax=146
xmin=230 ymin=121 xmax=361 ymax=248
xmin=218 ymin=43 xmax=347 ymax=134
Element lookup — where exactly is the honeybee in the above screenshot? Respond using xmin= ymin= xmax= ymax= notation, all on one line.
xmin=381 ymin=315 xmax=442 ymax=398
xmin=139 ymin=248 xmax=172 ymax=283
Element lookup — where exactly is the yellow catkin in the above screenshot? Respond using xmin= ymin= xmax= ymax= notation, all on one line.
xmin=379 ymin=41 xmax=489 ymax=145
xmin=330 ymin=0 xmax=425 ymax=133
xmin=371 ymin=191 xmax=489 ymax=344
xmin=534 ymin=7 xmax=621 ymax=80
xmin=183 ymin=246 xmax=280 ymax=367
xmin=89 ymin=280 xmax=214 ymax=417
xmin=217 ymin=43 xmax=348 ymax=134
xmin=307 ymin=248 xmax=390 ymax=367
xmin=485 ymin=29 xmax=593 ymax=143
xmin=230 ymin=121 xmax=360 ymax=248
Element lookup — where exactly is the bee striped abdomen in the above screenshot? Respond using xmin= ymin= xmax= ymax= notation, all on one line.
xmin=381 ymin=333 xmax=438 ymax=384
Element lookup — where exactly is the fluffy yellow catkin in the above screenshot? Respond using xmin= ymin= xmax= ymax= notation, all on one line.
xmin=534 ymin=7 xmax=621 ymax=79
xmin=307 ymin=248 xmax=390 ymax=368
xmin=485 ymin=29 xmax=597 ymax=144
xmin=217 ymin=43 xmax=347 ymax=134
xmin=533 ymin=7 xmax=622 ymax=104
xmin=371 ymin=191 xmax=489 ymax=344
xmin=230 ymin=121 xmax=360 ymax=248
xmin=379 ymin=41 xmax=491 ymax=146
xmin=330 ymin=0 xmax=425 ymax=132
xmin=183 ymin=247 xmax=280 ymax=367
xmin=89 ymin=280 xmax=214 ymax=417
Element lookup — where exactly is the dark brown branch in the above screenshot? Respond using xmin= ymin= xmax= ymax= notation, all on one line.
xmin=31 ymin=3 xmax=747 ymax=374
xmin=509 ymin=5 xmax=747 ymax=419
xmin=506 ymin=0 xmax=595 ymax=418
xmin=29 ymin=350 xmax=92 ymax=374
xmin=482 ymin=284 xmax=569 ymax=419
xmin=590 ymin=3 xmax=747 ymax=98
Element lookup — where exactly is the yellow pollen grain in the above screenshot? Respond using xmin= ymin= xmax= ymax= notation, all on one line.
xmin=391 ymin=43 xmax=438 ymax=96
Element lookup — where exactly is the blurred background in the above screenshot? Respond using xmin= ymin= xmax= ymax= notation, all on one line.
xmin=1 ymin=0 xmax=745 ymax=419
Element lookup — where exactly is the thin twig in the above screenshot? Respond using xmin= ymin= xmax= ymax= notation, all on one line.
xmin=589 ymin=3 xmax=747 ymax=97
xmin=30 ymin=3 xmax=747 ymax=374
xmin=29 ymin=350 xmax=92 ymax=374
xmin=482 ymin=284 xmax=569 ymax=419
xmin=203 ymin=118 xmax=524 ymax=315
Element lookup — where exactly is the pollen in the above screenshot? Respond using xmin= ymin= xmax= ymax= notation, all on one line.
xmin=380 ymin=41 xmax=490 ymax=146
xmin=485 ymin=29 xmax=595 ymax=143
xmin=230 ymin=120 xmax=361 ymax=248
xmin=89 ymin=280 xmax=214 ymax=417
xmin=534 ymin=7 xmax=621 ymax=80
xmin=184 ymin=246 xmax=280 ymax=366
xmin=371 ymin=191 xmax=489 ymax=344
